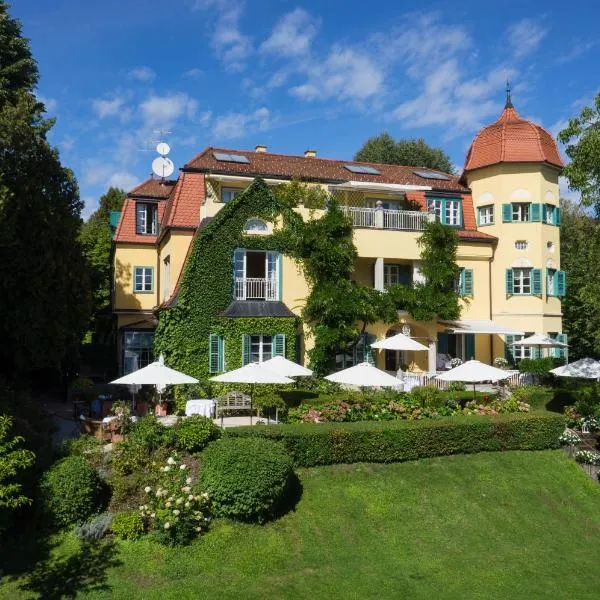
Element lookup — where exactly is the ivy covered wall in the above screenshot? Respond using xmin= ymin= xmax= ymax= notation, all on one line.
xmin=154 ymin=178 xmax=301 ymax=379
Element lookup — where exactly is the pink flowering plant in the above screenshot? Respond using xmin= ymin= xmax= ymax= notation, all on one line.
xmin=138 ymin=454 xmax=211 ymax=546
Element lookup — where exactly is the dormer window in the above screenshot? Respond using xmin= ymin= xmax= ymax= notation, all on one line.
xmin=136 ymin=202 xmax=158 ymax=235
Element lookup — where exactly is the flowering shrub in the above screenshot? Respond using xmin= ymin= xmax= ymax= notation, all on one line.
xmin=559 ymin=429 xmax=581 ymax=446
xmin=493 ymin=357 xmax=509 ymax=369
xmin=449 ymin=357 xmax=463 ymax=368
xmin=574 ymin=450 xmax=600 ymax=465
xmin=139 ymin=455 xmax=210 ymax=546
xmin=563 ymin=406 xmax=581 ymax=428
xmin=462 ymin=398 xmax=530 ymax=416
xmin=111 ymin=511 xmax=144 ymax=540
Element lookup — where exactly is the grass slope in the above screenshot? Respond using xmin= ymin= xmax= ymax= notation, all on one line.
xmin=2 ymin=450 xmax=600 ymax=599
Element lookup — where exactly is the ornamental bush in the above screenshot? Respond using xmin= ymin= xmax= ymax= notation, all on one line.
xmin=74 ymin=512 xmax=113 ymax=541
xmin=40 ymin=456 xmax=106 ymax=527
xmin=172 ymin=416 xmax=221 ymax=454
xmin=227 ymin=413 xmax=565 ymax=468
xmin=139 ymin=455 xmax=211 ymax=546
xmin=199 ymin=438 xmax=294 ymax=523
xmin=111 ymin=511 xmax=144 ymax=540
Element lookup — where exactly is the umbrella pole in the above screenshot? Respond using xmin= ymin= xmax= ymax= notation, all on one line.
xmin=250 ymin=383 xmax=253 ymax=426
xmin=473 ymin=383 xmax=476 ymax=401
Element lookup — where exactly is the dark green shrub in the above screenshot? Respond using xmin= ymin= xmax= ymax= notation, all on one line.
xmin=408 ymin=386 xmax=441 ymax=408
xmin=448 ymin=381 xmax=467 ymax=392
xmin=40 ymin=456 xmax=106 ymax=527
xmin=111 ymin=511 xmax=144 ymax=540
xmin=227 ymin=413 xmax=565 ymax=468
xmin=199 ymin=438 xmax=293 ymax=523
xmin=172 ymin=415 xmax=221 ymax=453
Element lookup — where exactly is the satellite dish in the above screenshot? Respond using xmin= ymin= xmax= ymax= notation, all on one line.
xmin=156 ymin=142 xmax=170 ymax=156
xmin=152 ymin=157 xmax=174 ymax=178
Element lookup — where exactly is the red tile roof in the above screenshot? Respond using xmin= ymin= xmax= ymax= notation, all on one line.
xmin=114 ymin=198 xmax=166 ymax=244
xmin=185 ymin=147 xmax=469 ymax=192
xmin=162 ymin=172 xmax=205 ymax=229
xmin=128 ymin=178 xmax=177 ymax=199
xmin=464 ymin=105 xmax=564 ymax=172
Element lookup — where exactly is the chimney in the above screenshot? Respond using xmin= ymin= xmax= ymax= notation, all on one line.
xmin=304 ymin=148 xmax=317 ymax=158
xmin=255 ymin=144 xmax=267 ymax=153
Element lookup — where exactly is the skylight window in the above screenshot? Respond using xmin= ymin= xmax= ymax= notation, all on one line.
xmin=344 ymin=164 xmax=381 ymax=175
xmin=213 ymin=152 xmax=250 ymax=164
xmin=413 ymin=170 xmax=451 ymax=181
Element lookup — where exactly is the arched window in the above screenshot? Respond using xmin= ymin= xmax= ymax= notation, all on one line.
xmin=244 ymin=219 xmax=268 ymax=232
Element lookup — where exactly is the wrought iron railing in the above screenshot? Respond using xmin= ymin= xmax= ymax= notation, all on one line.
xmin=235 ymin=277 xmax=277 ymax=301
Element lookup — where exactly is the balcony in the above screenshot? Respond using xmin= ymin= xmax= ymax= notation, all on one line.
xmin=341 ymin=205 xmax=433 ymax=231
xmin=234 ymin=277 xmax=277 ymax=301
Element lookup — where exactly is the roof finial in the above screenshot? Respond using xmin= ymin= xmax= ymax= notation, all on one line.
xmin=505 ymin=80 xmax=514 ymax=109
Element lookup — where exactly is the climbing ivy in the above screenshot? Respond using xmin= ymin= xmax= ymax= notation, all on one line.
xmin=154 ymin=178 xmax=461 ymax=379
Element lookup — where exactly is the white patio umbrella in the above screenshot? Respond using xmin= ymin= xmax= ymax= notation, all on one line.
xmin=110 ymin=353 xmax=199 ymax=402
xmin=436 ymin=359 xmax=511 ymax=399
xmin=550 ymin=358 xmax=600 ymax=379
xmin=325 ymin=362 xmax=403 ymax=388
xmin=370 ymin=332 xmax=429 ymax=352
xmin=512 ymin=333 xmax=568 ymax=357
xmin=210 ymin=362 xmax=294 ymax=425
xmin=260 ymin=355 xmax=313 ymax=377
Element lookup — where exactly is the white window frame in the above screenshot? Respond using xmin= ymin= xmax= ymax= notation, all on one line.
xmin=244 ymin=219 xmax=268 ymax=233
xmin=547 ymin=268 xmax=556 ymax=296
xmin=445 ymin=199 xmax=460 ymax=226
xmin=512 ymin=203 xmax=530 ymax=222
xmin=515 ymin=240 xmax=528 ymax=250
xmin=221 ymin=187 xmax=243 ymax=203
xmin=136 ymin=202 xmax=157 ymax=235
xmin=384 ymin=264 xmax=410 ymax=287
xmin=513 ymin=267 xmax=531 ymax=295
xmin=134 ymin=266 xmax=154 ymax=293
xmin=513 ymin=333 xmax=533 ymax=360
xmin=478 ymin=205 xmax=494 ymax=225
xmin=545 ymin=204 xmax=554 ymax=224
xmin=427 ymin=198 xmax=442 ymax=219
xmin=249 ymin=334 xmax=273 ymax=363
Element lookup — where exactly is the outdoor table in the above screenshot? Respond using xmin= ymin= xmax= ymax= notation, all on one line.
xmin=185 ymin=399 xmax=216 ymax=418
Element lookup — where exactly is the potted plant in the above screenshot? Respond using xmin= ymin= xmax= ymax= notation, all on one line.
xmin=108 ymin=400 xmax=131 ymax=443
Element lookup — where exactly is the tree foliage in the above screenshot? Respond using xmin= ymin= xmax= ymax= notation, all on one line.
xmin=558 ymin=93 xmax=600 ymax=212
xmin=354 ymin=132 xmax=454 ymax=174
xmin=0 ymin=3 xmax=90 ymax=381
xmin=560 ymin=199 xmax=600 ymax=359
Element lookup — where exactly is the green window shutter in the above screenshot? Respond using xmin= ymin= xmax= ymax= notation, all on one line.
xmin=218 ymin=337 xmax=225 ymax=372
xmin=463 ymin=269 xmax=473 ymax=296
xmin=465 ymin=333 xmax=475 ymax=360
xmin=502 ymin=204 xmax=512 ymax=222
xmin=506 ymin=269 xmax=514 ymax=295
xmin=364 ymin=333 xmax=376 ymax=364
xmin=273 ymin=333 xmax=286 ymax=357
xmin=532 ymin=269 xmax=542 ymax=295
xmin=530 ymin=203 xmax=541 ymax=222
xmin=556 ymin=271 xmax=566 ymax=297
xmin=532 ymin=346 xmax=541 ymax=359
xmin=438 ymin=333 xmax=449 ymax=354
xmin=209 ymin=334 xmax=220 ymax=373
xmin=242 ymin=335 xmax=251 ymax=365
xmin=554 ymin=206 xmax=561 ymax=226
xmin=557 ymin=333 xmax=568 ymax=360
xmin=504 ymin=335 xmax=515 ymax=363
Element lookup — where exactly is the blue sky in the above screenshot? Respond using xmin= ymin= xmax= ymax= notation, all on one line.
xmin=14 ymin=0 xmax=599 ymax=217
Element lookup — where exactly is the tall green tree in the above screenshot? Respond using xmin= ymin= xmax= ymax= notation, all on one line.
xmin=560 ymin=199 xmax=600 ymax=359
xmin=558 ymin=93 xmax=600 ymax=213
xmin=354 ymin=133 xmax=454 ymax=174
xmin=80 ymin=187 xmax=126 ymax=323
xmin=0 ymin=2 xmax=90 ymax=381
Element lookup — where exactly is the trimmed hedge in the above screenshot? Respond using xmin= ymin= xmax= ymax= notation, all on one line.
xmin=226 ymin=413 xmax=565 ymax=467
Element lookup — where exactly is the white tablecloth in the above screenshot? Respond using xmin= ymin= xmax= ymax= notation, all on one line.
xmin=185 ymin=399 xmax=216 ymax=418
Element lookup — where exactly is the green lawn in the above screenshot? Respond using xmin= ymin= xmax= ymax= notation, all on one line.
xmin=2 ymin=450 xmax=600 ymax=599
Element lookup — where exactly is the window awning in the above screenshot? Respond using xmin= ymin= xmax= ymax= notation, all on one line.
xmin=328 ymin=181 xmax=432 ymax=193
xmin=439 ymin=320 xmax=524 ymax=335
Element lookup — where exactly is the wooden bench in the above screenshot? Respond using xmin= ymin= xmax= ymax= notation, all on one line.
xmin=216 ymin=391 xmax=253 ymax=426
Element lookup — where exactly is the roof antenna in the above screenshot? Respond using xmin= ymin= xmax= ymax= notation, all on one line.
xmin=151 ymin=139 xmax=174 ymax=182
xmin=505 ymin=80 xmax=514 ymax=109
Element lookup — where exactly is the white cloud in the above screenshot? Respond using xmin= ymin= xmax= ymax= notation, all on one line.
xmin=59 ymin=135 xmax=75 ymax=153
xmin=183 ymin=68 xmax=203 ymax=79
xmin=556 ymin=41 xmax=596 ymax=65
xmin=212 ymin=107 xmax=270 ymax=139
xmin=549 ymin=118 xmax=569 ymax=139
xmin=260 ymin=8 xmax=319 ymax=57
xmin=385 ymin=15 xmax=518 ymax=137
xmin=194 ymin=0 xmax=252 ymax=71
xmin=559 ymin=176 xmax=581 ymax=203
xmin=289 ymin=46 xmax=383 ymax=103
xmin=82 ymin=161 xmax=139 ymax=191
xmin=506 ymin=18 xmax=548 ymax=59
xmin=38 ymin=95 xmax=57 ymax=113
xmin=139 ymin=93 xmax=198 ymax=126
xmin=128 ymin=66 xmax=156 ymax=82
xmin=92 ymin=94 xmax=128 ymax=119
xmin=82 ymin=196 xmax=98 ymax=220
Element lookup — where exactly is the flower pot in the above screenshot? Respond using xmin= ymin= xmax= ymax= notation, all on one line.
xmin=136 ymin=401 xmax=149 ymax=416
xmin=155 ymin=403 xmax=168 ymax=417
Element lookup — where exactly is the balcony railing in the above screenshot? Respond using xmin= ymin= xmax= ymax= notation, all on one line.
xmin=235 ymin=277 xmax=277 ymax=301
xmin=341 ymin=206 xmax=432 ymax=231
